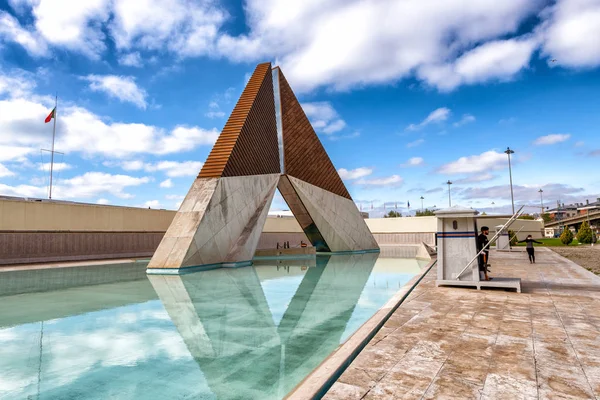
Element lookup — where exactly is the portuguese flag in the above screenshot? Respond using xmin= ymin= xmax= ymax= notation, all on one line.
xmin=45 ymin=107 xmax=56 ymax=123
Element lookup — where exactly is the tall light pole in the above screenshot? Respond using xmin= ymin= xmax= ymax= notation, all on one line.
xmin=446 ymin=180 xmax=453 ymax=207
xmin=538 ymin=189 xmax=544 ymax=216
xmin=504 ymin=147 xmax=515 ymax=214
xmin=420 ymin=196 xmax=424 ymax=213
xmin=491 ymin=201 xmax=495 ymax=213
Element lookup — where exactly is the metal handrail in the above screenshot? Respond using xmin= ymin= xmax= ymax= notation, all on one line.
xmin=455 ymin=205 xmax=525 ymax=281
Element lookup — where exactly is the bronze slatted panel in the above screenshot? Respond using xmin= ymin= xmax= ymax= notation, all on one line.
xmin=277 ymin=69 xmax=352 ymax=200
xmin=198 ymin=63 xmax=280 ymax=178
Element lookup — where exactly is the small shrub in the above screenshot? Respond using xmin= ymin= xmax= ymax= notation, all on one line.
xmin=560 ymin=228 xmax=574 ymax=245
xmin=576 ymin=221 xmax=594 ymax=244
xmin=508 ymin=229 xmax=518 ymax=246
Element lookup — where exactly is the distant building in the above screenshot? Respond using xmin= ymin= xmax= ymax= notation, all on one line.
xmin=545 ymin=203 xmax=577 ymax=220
xmin=576 ymin=198 xmax=600 ymax=216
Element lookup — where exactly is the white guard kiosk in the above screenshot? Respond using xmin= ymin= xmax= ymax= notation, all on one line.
xmin=495 ymin=224 xmax=511 ymax=251
xmin=435 ymin=206 xmax=521 ymax=292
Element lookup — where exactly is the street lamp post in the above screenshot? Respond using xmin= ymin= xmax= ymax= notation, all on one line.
xmin=491 ymin=201 xmax=495 ymax=213
xmin=538 ymin=189 xmax=544 ymax=216
xmin=504 ymin=147 xmax=515 ymax=214
xmin=420 ymin=196 xmax=424 ymax=213
xmin=446 ymin=180 xmax=453 ymax=207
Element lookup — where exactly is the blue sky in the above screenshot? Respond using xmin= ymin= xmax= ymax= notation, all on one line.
xmin=1 ymin=0 xmax=599 ymax=216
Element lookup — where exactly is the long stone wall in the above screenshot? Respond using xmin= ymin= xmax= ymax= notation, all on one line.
xmin=0 ymin=198 xmax=543 ymax=265
xmin=0 ymin=231 xmax=164 ymax=265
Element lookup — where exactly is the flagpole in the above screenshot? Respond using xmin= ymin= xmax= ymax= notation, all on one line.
xmin=49 ymin=95 xmax=57 ymax=200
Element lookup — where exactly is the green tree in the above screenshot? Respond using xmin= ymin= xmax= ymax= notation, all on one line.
xmin=415 ymin=208 xmax=435 ymax=216
xmin=480 ymin=212 xmax=488 ymax=216
xmin=560 ymin=228 xmax=574 ymax=245
xmin=508 ymin=229 xmax=518 ymax=246
xmin=541 ymin=213 xmax=552 ymax=223
xmin=384 ymin=210 xmax=402 ymax=218
xmin=577 ymin=221 xmax=594 ymax=244
xmin=518 ymin=214 xmax=535 ymax=220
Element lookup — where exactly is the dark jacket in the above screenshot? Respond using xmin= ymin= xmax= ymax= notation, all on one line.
xmin=518 ymin=238 xmax=542 ymax=249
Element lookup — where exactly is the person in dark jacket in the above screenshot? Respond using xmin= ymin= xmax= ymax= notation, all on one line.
xmin=477 ymin=226 xmax=491 ymax=281
xmin=519 ymin=235 xmax=543 ymax=263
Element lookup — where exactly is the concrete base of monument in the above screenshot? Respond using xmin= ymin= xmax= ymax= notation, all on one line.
xmin=253 ymin=247 xmax=316 ymax=257
xmin=436 ymin=277 xmax=522 ymax=293
xmin=318 ymin=248 xmax=381 ymax=255
xmin=146 ymin=260 xmax=254 ymax=275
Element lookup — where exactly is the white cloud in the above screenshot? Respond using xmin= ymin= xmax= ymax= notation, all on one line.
xmin=147 ymin=161 xmax=202 ymax=177
xmin=37 ymin=162 xmax=72 ymax=172
xmin=301 ymin=102 xmax=346 ymax=134
xmin=108 ymin=160 xmax=203 ymax=178
xmin=0 ymin=96 xmax=219 ymax=158
xmin=159 ymin=179 xmax=173 ymax=188
xmin=575 ymin=141 xmax=585 ymax=147
xmin=453 ymin=114 xmax=476 ymax=127
xmin=499 ymin=117 xmax=517 ymax=125
xmin=205 ymin=111 xmax=225 ymax=119
xmin=5 ymin=0 xmax=598 ymax=94
xmin=218 ymin=0 xmax=544 ymax=92
xmin=29 ymin=0 xmax=111 ymax=58
xmin=540 ymin=0 xmax=600 ymax=68
xmin=406 ymin=107 xmax=451 ymax=131
xmin=438 ymin=150 xmax=507 ymax=174
xmin=0 ymin=172 xmax=149 ymax=199
xmin=109 ymin=0 xmax=226 ymax=57
xmin=156 ymin=127 xmax=218 ymax=154
xmin=355 ymin=175 xmax=403 ymax=187
xmin=338 ymin=167 xmax=373 ymax=180
xmin=5 ymin=0 xmax=599 ymax=94
xmin=533 ymin=134 xmax=571 ymax=145
xmin=0 ymin=11 xmax=48 ymax=56
xmin=144 ymin=200 xmax=161 ymax=209
xmin=418 ymin=37 xmax=538 ymax=91
xmin=402 ymin=157 xmax=424 ymax=167
xmin=118 ymin=160 xmax=145 ymax=171
xmin=166 ymin=194 xmax=184 ymax=200
xmin=460 ymin=183 xmax=585 ymax=202
xmin=406 ymin=139 xmax=425 ymax=148
xmin=322 ymin=119 xmax=346 ymax=134
xmin=0 ymin=145 xmax=34 ymax=162
xmin=97 ymin=198 xmax=110 ymax=204
xmin=0 ymin=163 xmax=14 ymax=178
xmin=453 ymin=173 xmax=496 ymax=184
xmin=0 ymin=68 xmax=37 ymax=98
xmin=328 ymin=131 xmax=360 ymax=141
xmin=83 ymin=75 xmax=148 ymax=109
xmin=118 ymin=52 xmax=143 ymax=67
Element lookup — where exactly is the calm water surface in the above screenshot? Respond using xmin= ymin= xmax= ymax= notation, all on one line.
xmin=0 ymin=253 xmax=426 ymax=399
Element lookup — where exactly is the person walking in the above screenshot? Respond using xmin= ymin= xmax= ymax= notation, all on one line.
xmin=519 ymin=235 xmax=543 ymax=264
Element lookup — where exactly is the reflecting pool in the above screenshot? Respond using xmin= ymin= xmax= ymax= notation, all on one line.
xmin=0 ymin=254 xmax=427 ymax=399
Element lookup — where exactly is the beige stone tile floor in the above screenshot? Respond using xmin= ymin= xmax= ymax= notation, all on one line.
xmin=324 ymin=248 xmax=600 ymax=400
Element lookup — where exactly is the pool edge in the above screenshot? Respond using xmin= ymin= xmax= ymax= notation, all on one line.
xmin=284 ymin=256 xmax=437 ymax=400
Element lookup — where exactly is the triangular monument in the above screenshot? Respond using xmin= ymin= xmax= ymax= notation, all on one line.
xmin=147 ymin=63 xmax=379 ymax=274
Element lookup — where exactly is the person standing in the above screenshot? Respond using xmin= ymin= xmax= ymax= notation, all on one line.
xmin=519 ymin=235 xmax=543 ymax=263
xmin=477 ymin=226 xmax=491 ymax=281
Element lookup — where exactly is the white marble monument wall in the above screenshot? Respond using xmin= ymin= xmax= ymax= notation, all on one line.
xmin=147 ymin=174 xmax=280 ymax=274
xmin=288 ymin=176 xmax=379 ymax=252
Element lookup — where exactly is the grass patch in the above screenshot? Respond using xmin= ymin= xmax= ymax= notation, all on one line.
xmin=515 ymin=238 xmax=581 ymax=247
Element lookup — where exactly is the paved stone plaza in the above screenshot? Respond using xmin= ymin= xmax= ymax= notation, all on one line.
xmin=325 ymin=248 xmax=600 ymax=399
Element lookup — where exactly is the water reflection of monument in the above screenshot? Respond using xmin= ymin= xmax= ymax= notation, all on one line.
xmin=148 ymin=253 xmax=378 ymax=399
